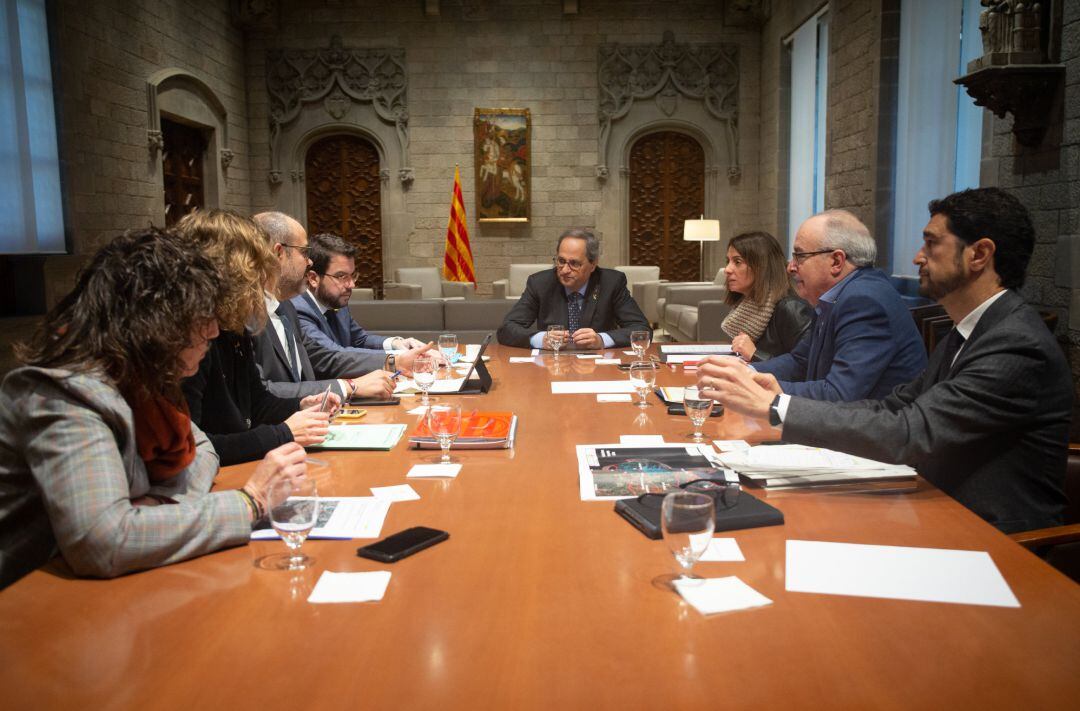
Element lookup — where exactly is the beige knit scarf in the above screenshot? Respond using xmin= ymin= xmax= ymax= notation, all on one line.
xmin=721 ymin=297 xmax=777 ymax=342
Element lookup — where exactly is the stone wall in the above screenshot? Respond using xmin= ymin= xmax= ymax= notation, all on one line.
xmin=243 ymin=0 xmax=761 ymax=294
xmin=52 ymin=0 xmax=250 ymax=258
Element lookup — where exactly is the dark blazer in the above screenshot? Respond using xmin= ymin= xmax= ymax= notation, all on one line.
xmin=750 ymin=294 xmax=813 ymax=362
xmin=496 ymin=267 xmax=651 ymax=348
xmin=182 ymin=331 xmax=298 ymax=466
xmin=783 ymin=290 xmax=1070 ymax=533
xmin=254 ymin=299 xmax=384 ymax=399
xmin=756 ymin=268 xmax=927 ymax=401
xmin=292 ymin=291 xmax=389 ymax=353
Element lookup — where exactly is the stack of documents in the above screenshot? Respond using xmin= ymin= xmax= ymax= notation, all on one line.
xmin=308 ymin=424 xmax=407 ymax=451
xmin=717 ymin=444 xmax=915 ymax=488
xmin=409 ymin=410 xmax=518 ymax=449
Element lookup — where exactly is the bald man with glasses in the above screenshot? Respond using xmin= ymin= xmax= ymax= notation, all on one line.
xmin=497 ymin=227 xmax=650 ymax=350
xmin=750 ymin=210 xmax=926 ymax=402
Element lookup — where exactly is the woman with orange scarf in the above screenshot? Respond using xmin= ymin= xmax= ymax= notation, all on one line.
xmin=0 ymin=228 xmax=306 ymax=589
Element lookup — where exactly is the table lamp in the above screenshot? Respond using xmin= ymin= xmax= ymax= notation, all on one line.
xmin=683 ymin=215 xmax=721 ymax=281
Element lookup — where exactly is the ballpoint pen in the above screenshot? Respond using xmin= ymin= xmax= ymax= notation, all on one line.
xmin=318 ymin=383 xmax=333 ymax=413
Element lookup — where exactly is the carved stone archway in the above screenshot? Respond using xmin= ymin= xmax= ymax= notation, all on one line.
xmin=266 ymin=36 xmax=411 ymax=186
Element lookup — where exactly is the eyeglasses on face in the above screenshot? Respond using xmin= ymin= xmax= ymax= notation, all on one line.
xmin=553 ymin=256 xmax=587 ymax=271
xmin=282 ymin=243 xmax=311 ymax=257
xmin=322 ymin=271 xmax=359 ymax=285
xmin=789 ymin=248 xmax=836 ymax=265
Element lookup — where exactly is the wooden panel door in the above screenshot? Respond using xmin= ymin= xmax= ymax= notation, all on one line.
xmin=628 ymin=132 xmax=705 ymax=281
xmin=161 ymin=117 xmax=207 ymax=227
xmin=305 ymin=135 xmax=383 ymax=297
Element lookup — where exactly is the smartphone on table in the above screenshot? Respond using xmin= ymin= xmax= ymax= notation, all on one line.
xmin=357 ymin=526 xmax=449 ymax=563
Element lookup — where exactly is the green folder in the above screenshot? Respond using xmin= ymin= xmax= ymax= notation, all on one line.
xmin=307 ymin=424 xmax=408 ymax=451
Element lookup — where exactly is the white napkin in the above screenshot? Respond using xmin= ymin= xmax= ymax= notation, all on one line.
xmin=308 ymin=571 xmax=392 ymax=604
xmin=698 ymin=538 xmax=745 ymax=562
xmin=370 ymin=484 xmax=421 ymax=502
xmin=673 ymin=576 xmax=772 ymax=615
xmin=407 ymin=463 xmax=462 ymax=478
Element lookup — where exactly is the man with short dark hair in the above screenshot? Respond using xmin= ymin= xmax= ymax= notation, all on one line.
xmin=753 ymin=209 xmax=927 ymax=401
xmin=699 ymin=188 xmax=1071 ymax=533
xmin=292 ymin=232 xmax=428 ymax=354
xmin=496 ymin=227 xmax=650 ymax=349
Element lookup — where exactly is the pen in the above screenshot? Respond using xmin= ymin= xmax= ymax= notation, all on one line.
xmin=390 ymin=370 xmax=403 ymax=380
xmin=305 ymin=457 xmax=329 ymax=467
xmin=318 ymin=383 xmax=333 ymax=413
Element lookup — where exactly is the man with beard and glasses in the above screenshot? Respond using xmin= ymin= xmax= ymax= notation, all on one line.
xmin=697 ymin=188 xmax=1071 ymax=533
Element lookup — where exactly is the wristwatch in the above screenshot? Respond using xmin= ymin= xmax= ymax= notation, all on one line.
xmin=768 ymin=394 xmax=783 ymax=427
xmin=384 ymin=353 xmax=396 ymax=372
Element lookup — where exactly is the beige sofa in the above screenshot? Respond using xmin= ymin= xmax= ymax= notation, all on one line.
xmin=492 ymin=263 xmax=550 ymax=300
xmin=348 ymin=298 xmax=516 ymax=342
xmin=384 ymin=267 xmax=474 ymax=300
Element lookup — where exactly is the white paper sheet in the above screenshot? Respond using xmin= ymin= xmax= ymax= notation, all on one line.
xmin=622 ymin=351 xmax=637 ymax=356
xmin=551 ymin=380 xmax=637 ymax=394
xmin=251 ymin=497 xmax=390 ymax=540
xmin=664 ymin=354 xmax=711 ymax=364
xmin=596 ymin=394 xmax=633 ymax=403
xmin=407 ymin=463 xmax=462 ymax=478
xmin=785 ymin=540 xmax=1020 ymax=608
xmin=308 ymin=571 xmax=392 ymax=604
xmin=661 ymin=344 xmax=734 ymax=354
xmin=699 ymin=538 xmax=745 ymax=562
xmin=370 ymin=484 xmax=421 ymax=502
xmin=596 ymin=358 xmax=621 ymax=365
xmin=713 ymin=440 xmax=751 ymax=451
xmin=530 ymin=348 xmax=540 ymax=355
xmin=620 ymin=435 xmax=665 ymax=444
xmin=509 ymin=357 xmax=537 ymax=363
xmin=673 ymin=576 xmax=772 ymax=615
xmin=576 ymin=354 xmax=602 ymax=359
xmin=406 ymin=405 xmax=429 ymax=415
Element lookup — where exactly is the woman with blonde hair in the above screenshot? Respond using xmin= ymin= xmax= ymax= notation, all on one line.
xmin=0 ymin=228 xmax=306 ymax=588
xmin=179 ymin=210 xmax=338 ymax=465
xmin=722 ymin=231 xmax=813 ymax=362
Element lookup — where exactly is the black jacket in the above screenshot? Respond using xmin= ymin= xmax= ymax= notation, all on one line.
xmin=751 ymin=294 xmax=814 ymax=362
xmin=182 ymin=331 xmax=299 ymax=466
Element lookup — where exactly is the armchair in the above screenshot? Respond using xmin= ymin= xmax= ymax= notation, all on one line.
xmin=492 ymin=263 xmax=550 ymax=300
xmin=383 ymin=267 xmax=473 ymax=300
xmin=632 ymin=268 xmax=725 ymax=330
xmin=661 ymin=282 xmax=731 ymax=343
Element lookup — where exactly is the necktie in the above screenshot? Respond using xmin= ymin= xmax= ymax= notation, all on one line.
xmin=275 ymin=304 xmax=301 ymax=380
xmin=325 ymin=308 xmax=347 ymax=348
xmin=567 ymin=292 xmax=583 ymax=334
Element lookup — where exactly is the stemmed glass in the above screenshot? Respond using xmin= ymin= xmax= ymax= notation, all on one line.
xmin=630 ymin=330 xmax=651 ymax=360
xmin=413 ymin=353 xmax=436 ymax=406
xmin=682 ymin=386 xmax=714 ymax=442
xmin=628 ymin=360 xmax=657 ymax=409
xmin=661 ymin=491 xmax=715 ymax=583
xmin=547 ymin=324 xmax=567 ymax=357
xmin=438 ymin=333 xmax=458 ymax=364
xmin=426 ymin=403 xmax=461 ymax=463
xmin=268 ymin=478 xmax=319 ymax=571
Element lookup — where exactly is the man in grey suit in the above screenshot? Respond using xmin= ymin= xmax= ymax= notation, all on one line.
xmin=251 ymin=212 xmax=394 ymax=401
xmin=698 ymin=188 xmax=1071 ymax=533
xmin=496 ymin=227 xmax=650 ymax=349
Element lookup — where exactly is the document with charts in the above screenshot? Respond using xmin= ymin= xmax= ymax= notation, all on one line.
xmin=251 ymin=497 xmax=390 ymax=540
xmin=576 ymin=443 xmax=725 ymax=501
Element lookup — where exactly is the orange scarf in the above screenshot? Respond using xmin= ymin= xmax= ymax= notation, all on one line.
xmin=121 ymin=388 xmax=196 ymax=482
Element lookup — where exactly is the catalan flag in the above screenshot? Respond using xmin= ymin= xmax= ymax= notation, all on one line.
xmin=443 ymin=166 xmax=476 ymax=287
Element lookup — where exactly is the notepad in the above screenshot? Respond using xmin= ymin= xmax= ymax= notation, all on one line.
xmin=307 ymin=424 xmax=407 ymax=450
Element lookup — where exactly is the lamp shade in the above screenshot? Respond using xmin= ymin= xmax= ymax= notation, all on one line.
xmin=683 ymin=217 xmax=721 ymax=242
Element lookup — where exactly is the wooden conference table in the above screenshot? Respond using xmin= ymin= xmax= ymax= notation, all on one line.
xmin=2 ymin=345 xmax=1079 ymax=710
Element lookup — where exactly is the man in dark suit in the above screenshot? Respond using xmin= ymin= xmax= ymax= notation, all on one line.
xmin=252 ymin=212 xmax=395 ymax=401
xmin=496 ymin=228 xmax=650 ymax=349
xmin=699 ymin=188 xmax=1071 ymax=533
xmin=291 ymin=232 xmax=431 ymax=358
xmin=754 ymin=210 xmax=927 ymax=401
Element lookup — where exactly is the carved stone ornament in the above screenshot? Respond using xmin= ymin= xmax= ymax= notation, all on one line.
xmin=269 ymin=170 xmax=283 ymax=184
xmin=220 ymin=148 xmax=235 ymax=170
xmin=380 ymin=169 xmax=391 ymax=183
xmin=147 ymin=129 xmax=165 ymax=154
xmin=266 ymin=36 xmax=410 ymax=185
xmin=230 ymin=0 xmax=278 ymax=31
xmin=289 ymin=168 xmax=304 ymax=182
xmin=398 ymin=167 xmax=414 ymax=184
xmin=596 ymin=31 xmax=740 ymax=183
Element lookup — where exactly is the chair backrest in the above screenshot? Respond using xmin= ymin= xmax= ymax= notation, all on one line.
xmin=395 ymin=267 xmax=443 ymax=299
xmin=508 ymin=263 xmax=551 ymax=298
xmin=712 ymin=267 xmax=726 ymax=285
xmin=613 ymin=265 xmax=660 ymax=291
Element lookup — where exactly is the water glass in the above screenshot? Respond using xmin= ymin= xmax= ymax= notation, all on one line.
xmin=547 ymin=324 xmax=567 ymax=356
xmin=438 ymin=333 xmax=458 ymax=364
xmin=426 ymin=403 xmax=461 ymax=463
xmin=413 ymin=353 xmax=436 ymax=405
xmin=630 ymin=330 xmax=651 ymax=359
xmin=682 ymin=386 xmax=714 ymax=441
xmin=628 ymin=360 xmax=657 ymax=408
xmin=661 ymin=491 xmax=715 ymax=581
xmin=268 ymin=478 xmax=319 ymax=571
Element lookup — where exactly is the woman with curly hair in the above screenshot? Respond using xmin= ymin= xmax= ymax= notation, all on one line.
xmin=0 ymin=228 xmax=307 ymax=589
xmin=721 ymin=231 xmax=813 ymax=362
xmin=178 ymin=209 xmax=345 ymax=465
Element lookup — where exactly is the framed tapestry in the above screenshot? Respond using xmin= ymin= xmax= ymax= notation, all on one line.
xmin=474 ymin=108 xmax=530 ymax=222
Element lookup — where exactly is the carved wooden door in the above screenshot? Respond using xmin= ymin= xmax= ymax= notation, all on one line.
xmin=305 ymin=135 xmax=383 ymax=296
xmin=628 ymin=132 xmax=705 ymax=281
xmin=161 ymin=117 xmax=207 ymax=227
